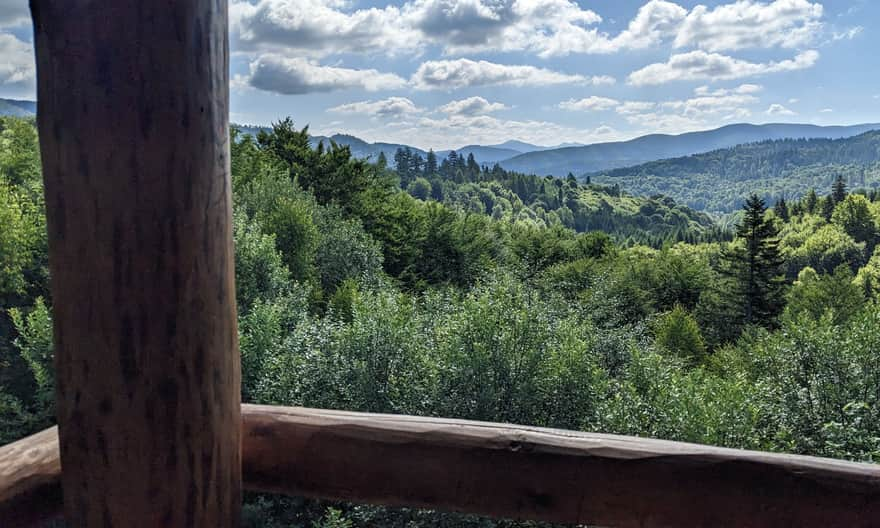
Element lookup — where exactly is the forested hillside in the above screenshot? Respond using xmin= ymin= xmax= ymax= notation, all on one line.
xmin=390 ymin=145 xmax=720 ymax=247
xmin=3 ymin=115 xmax=880 ymax=527
xmin=594 ymin=131 xmax=880 ymax=214
xmin=500 ymin=122 xmax=880 ymax=177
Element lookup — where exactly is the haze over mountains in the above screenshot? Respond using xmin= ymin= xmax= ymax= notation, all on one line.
xmin=264 ymin=120 xmax=880 ymax=178
xmin=7 ymin=99 xmax=878 ymax=196
xmin=0 ymin=99 xmax=36 ymax=118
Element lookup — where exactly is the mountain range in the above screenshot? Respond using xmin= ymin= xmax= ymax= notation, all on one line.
xmin=0 ymin=98 xmax=36 ymax=118
xmin=592 ymin=131 xmax=880 ymax=214
xmin=8 ymin=99 xmax=878 ymax=186
xmin=291 ymin=122 xmax=880 ymax=177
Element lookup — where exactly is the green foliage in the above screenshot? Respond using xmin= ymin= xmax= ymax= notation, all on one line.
xmin=594 ymin=132 xmax=880 ymax=213
xmin=6 ymin=115 xmax=880 ymax=527
xmin=654 ymin=305 xmax=707 ymax=365
xmin=719 ymin=195 xmax=785 ymax=329
xmin=785 ymin=266 xmax=865 ymax=325
xmin=832 ymin=194 xmax=879 ymax=249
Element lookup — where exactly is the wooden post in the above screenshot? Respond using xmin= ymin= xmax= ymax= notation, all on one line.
xmin=30 ymin=1 xmax=241 ymax=526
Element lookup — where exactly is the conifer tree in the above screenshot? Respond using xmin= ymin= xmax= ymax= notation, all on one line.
xmin=774 ymin=197 xmax=790 ymax=222
xmin=832 ymin=174 xmax=848 ymax=204
xmin=804 ymin=188 xmax=818 ymax=214
xmin=424 ymin=149 xmax=437 ymax=177
xmin=720 ymin=194 xmax=785 ymax=328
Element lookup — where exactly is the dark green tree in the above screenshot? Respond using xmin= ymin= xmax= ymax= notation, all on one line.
xmin=832 ymin=174 xmax=848 ymax=204
xmin=804 ymin=188 xmax=818 ymax=214
xmin=720 ymin=194 xmax=785 ymax=328
xmin=774 ymin=197 xmax=790 ymax=222
xmin=424 ymin=149 xmax=437 ymax=177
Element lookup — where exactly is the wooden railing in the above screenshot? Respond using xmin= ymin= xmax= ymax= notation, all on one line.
xmin=2 ymin=404 xmax=879 ymax=527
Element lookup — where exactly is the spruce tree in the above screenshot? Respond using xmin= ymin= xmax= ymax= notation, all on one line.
xmin=804 ymin=188 xmax=818 ymax=214
xmin=832 ymin=174 xmax=848 ymax=204
xmin=424 ymin=149 xmax=437 ymax=177
xmin=774 ymin=197 xmax=790 ymax=222
xmin=720 ymin=194 xmax=785 ymax=328
xmin=821 ymin=196 xmax=835 ymax=221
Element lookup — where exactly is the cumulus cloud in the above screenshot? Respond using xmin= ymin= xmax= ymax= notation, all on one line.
xmin=389 ymin=113 xmax=623 ymax=149
xmin=766 ymin=103 xmax=797 ymax=116
xmin=674 ymin=0 xmax=824 ymax=52
xmin=231 ymin=0 xmax=420 ymax=57
xmin=0 ymin=0 xmax=29 ymax=28
xmin=0 ymin=33 xmax=34 ymax=87
xmin=410 ymin=58 xmax=593 ymax=90
xmin=329 ymin=97 xmax=422 ymax=118
xmin=242 ymin=55 xmax=407 ymax=94
xmin=628 ymin=50 xmax=819 ymax=85
xmin=694 ymin=83 xmax=763 ymax=96
xmin=610 ymin=85 xmax=761 ymax=132
xmin=437 ymin=96 xmax=508 ymax=116
xmin=558 ymin=96 xmax=620 ymax=112
xmin=230 ymin=0 xmax=830 ymax=59
xmin=616 ymin=101 xmax=657 ymax=115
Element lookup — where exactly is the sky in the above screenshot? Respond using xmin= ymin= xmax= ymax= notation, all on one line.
xmin=0 ymin=0 xmax=877 ymax=149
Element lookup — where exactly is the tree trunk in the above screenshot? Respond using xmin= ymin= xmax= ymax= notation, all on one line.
xmin=30 ymin=1 xmax=241 ymax=525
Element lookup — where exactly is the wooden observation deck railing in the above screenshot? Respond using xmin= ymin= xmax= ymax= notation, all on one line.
xmin=3 ymin=404 xmax=880 ymax=527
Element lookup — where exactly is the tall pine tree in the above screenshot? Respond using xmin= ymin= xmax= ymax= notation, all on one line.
xmin=832 ymin=174 xmax=848 ymax=204
xmin=720 ymin=194 xmax=785 ymax=329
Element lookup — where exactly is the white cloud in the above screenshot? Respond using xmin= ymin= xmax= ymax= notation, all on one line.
xmin=410 ymin=58 xmax=593 ymax=90
xmin=242 ymin=55 xmax=407 ymax=94
xmin=381 ymin=113 xmax=624 ymax=150
xmin=605 ymin=0 xmax=688 ymax=51
xmin=674 ymin=0 xmax=823 ymax=52
xmin=832 ymin=26 xmax=863 ymax=41
xmin=229 ymin=0 xmax=831 ymax=59
xmin=788 ymin=98 xmax=800 ymax=104
xmin=0 ymin=33 xmax=34 ymax=87
xmin=628 ymin=50 xmax=819 ymax=86
xmin=231 ymin=0 xmax=420 ymax=57
xmin=766 ymin=103 xmax=797 ymax=116
xmin=558 ymin=96 xmax=620 ymax=112
xmin=0 ymin=0 xmax=29 ymax=28
xmin=616 ymin=101 xmax=657 ymax=115
xmin=615 ymin=85 xmax=761 ymax=132
xmin=437 ymin=96 xmax=508 ymax=116
xmin=694 ymin=83 xmax=763 ymax=96
xmin=819 ymin=108 xmax=833 ymax=113
xmin=329 ymin=97 xmax=422 ymax=118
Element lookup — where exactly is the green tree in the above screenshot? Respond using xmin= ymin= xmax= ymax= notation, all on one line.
xmin=774 ymin=197 xmax=790 ymax=222
xmin=654 ymin=305 xmax=707 ymax=365
xmin=832 ymin=174 xmax=848 ymax=204
xmin=407 ymin=177 xmax=432 ymax=201
xmin=832 ymin=194 xmax=878 ymax=249
xmin=785 ymin=266 xmax=865 ymax=325
xmin=720 ymin=194 xmax=785 ymax=328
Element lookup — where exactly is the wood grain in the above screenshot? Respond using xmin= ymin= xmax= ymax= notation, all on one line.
xmin=4 ymin=405 xmax=880 ymax=527
xmin=30 ymin=1 xmax=241 ymax=526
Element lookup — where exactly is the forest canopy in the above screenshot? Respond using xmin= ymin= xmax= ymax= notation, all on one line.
xmin=2 ymin=115 xmax=880 ymax=527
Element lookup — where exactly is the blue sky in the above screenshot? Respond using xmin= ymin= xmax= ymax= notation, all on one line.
xmin=1 ymin=0 xmax=877 ymax=149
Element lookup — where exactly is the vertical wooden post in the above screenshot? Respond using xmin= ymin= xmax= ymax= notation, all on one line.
xmin=30 ymin=1 xmax=241 ymax=526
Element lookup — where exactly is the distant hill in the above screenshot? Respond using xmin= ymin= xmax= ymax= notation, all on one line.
xmin=236 ymin=121 xmax=880 ymax=178
xmin=0 ymin=98 xmax=36 ymax=117
xmin=436 ymin=145 xmax=521 ymax=163
xmin=310 ymin=134 xmax=425 ymax=162
xmin=499 ymin=123 xmax=880 ymax=177
xmin=592 ymin=131 xmax=880 ymax=214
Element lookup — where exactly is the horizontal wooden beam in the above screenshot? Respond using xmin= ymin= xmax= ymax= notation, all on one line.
xmin=3 ymin=404 xmax=880 ymax=527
